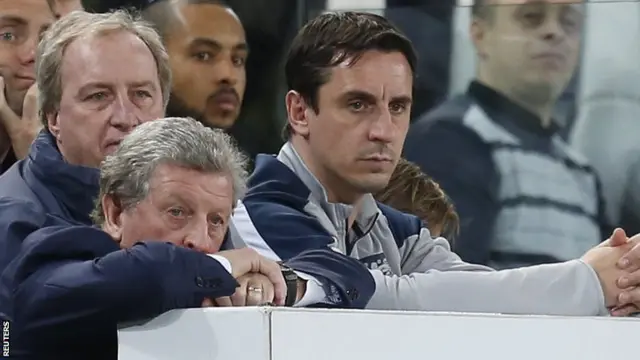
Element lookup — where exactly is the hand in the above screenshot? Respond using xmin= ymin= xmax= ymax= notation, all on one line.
xmin=215 ymin=248 xmax=286 ymax=305
xmin=581 ymin=228 xmax=635 ymax=308
xmin=0 ymin=78 xmax=41 ymax=159
xmin=214 ymin=273 xmax=275 ymax=307
xmin=599 ymin=229 xmax=640 ymax=316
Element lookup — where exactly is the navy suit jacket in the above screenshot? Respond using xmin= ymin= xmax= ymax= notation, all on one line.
xmin=0 ymin=224 xmax=375 ymax=358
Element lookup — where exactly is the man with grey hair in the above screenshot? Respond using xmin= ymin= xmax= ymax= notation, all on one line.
xmin=0 ymin=117 xmax=374 ymax=358
xmin=0 ymin=9 xmax=170 ymax=275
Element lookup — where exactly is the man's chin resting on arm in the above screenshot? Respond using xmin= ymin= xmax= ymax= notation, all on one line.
xmin=0 ymin=118 xmax=374 ymax=359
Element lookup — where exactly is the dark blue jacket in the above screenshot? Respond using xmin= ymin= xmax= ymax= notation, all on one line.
xmin=0 ymin=131 xmax=99 ymax=275
xmin=0 ymin=225 xmax=356 ymax=359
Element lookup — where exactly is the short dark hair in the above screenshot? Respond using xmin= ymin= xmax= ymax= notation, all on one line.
xmin=374 ymin=158 xmax=459 ymax=241
xmin=282 ymin=11 xmax=417 ymax=139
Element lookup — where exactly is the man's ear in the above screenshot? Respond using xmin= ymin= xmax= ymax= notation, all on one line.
xmin=46 ymin=111 xmax=61 ymax=139
xmin=470 ymin=16 xmax=488 ymax=60
xmin=285 ymin=90 xmax=311 ymax=138
xmin=101 ymin=194 xmax=124 ymax=244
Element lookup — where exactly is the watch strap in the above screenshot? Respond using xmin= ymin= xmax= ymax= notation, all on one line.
xmin=279 ymin=263 xmax=298 ymax=307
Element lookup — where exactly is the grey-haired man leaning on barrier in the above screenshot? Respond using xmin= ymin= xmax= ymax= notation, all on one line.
xmin=0 ymin=117 xmax=374 ymax=359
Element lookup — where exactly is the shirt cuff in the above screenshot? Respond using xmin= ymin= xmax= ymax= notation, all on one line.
xmin=207 ymin=254 xmax=233 ymax=275
xmin=293 ymin=271 xmax=327 ymax=307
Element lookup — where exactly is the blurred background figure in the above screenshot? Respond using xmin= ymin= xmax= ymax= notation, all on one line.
xmin=141 ymin=0 xmax=246 ymax=130
xmin=0 ymin=0 xmax=53 ymax=171
xmin=404 ymin=0 xmax=608 ymax=269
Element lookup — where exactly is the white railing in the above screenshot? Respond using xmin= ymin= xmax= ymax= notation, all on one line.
xmin=118 ymin=308 xmax=640 ymax=360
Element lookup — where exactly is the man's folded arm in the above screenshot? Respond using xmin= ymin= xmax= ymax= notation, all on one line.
xmin=367 ymin=260 xmax=607 ymax=316
xmin=285 ymin=248 xmax=375 ymax=308
xmin=11 ymin=226 xmax=238 ymax=339
xmin=378 ymin=215 xmax=607 ymax=315
xmin=231 ymin=202 xmax=375 ymax=308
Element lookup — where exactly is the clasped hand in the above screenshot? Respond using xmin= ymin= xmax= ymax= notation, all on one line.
xmin=200 ymin=248 xmax=286 ymax=308
xmin=582 ymin=228 xmax=640 ymax=316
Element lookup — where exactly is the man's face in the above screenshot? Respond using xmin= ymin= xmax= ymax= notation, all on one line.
xmin=473 ymin=0 xmax=583 ymax=102
xmin=48 ymin=31 xmax=165 ymax=168
xmin=0 ymin=0 xmax=54 ymax=115
xmin=103 ymin=163 xmax=234 ymax=253
xmin=164 ymin=3 xmax=247 ymax=130
xmin=290 ymin=51 xmax=413 ymax=203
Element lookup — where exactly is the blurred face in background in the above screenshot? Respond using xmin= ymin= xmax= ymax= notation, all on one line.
xmin=165 ymin=3 xmax=247 ymax=130
xmin=0 ymin=0 xmax=54 ymax=115
xmin=472 ymin=0 xmax=583 ymax=107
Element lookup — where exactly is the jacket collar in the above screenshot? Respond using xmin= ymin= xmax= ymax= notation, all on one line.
xmin=277 ymin=142 xmax=379 ymax=233
xmin=26 ymin=131 xmax=99 ymax=224
xmin=468 ymin=80 xmax=560 ymax=138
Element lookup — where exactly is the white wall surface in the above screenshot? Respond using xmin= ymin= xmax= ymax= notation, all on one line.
xmin=119 ymin=308 xmax=640 ymax=360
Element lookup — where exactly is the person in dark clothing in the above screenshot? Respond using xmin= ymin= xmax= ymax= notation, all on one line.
xmin=0 ymin=0 xmax=54 ymax=173
xmin=404 ymin=0 xmax=608 ymax=269
xmin=0 ymin=10 xmax=170 ymax=274
xmin=0 ymin=117 xmax=374 ymax=359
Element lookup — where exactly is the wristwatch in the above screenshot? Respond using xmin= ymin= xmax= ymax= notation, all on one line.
xmin=279 ymin=262 xmax=298 ymax=307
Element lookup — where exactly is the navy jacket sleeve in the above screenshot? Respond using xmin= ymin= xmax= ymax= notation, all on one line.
xmin=232 ymin=201 xmax=375 ymax=309
xmin=0 ymin=198 xmax=46 ymax=274
xmin=284 ymin=248 xmax=375 ymax=308
xmin=403 ymin=120 xmax=500 ymax=265
xmin=9 ymin=226 xmax=238 ymax=350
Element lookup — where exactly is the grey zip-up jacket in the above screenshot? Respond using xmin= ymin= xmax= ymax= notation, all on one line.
xmin=231 ymin=142 xmax=608 ymax=315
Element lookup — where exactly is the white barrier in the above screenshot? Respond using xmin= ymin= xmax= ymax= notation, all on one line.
xmin=119 ymin=308 xmax=640 ymax=360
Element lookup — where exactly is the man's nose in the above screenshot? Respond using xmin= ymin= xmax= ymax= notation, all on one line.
xmin=540 ymin=17 xmax=567 ymax=42
xmin=184 ymin=221 xmax=217 ymax=254
xmin=368 ymin=111 xmax=396 ymax=143
xmin=110 ymin=94 xmax=140 ymax=131
xmin=213 ymin=57 xmax=238 ymax=85
xmin=16 ymin=36 xmax=37 ymax=66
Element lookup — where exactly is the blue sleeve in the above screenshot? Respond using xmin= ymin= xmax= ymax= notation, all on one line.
xmin=233 ymin=201 xmax=375 ymax=308
xmin=0 ymin=198 xmax=46 ymax=274
xmin=11 ymin=226 xmax=238 ymax=349
xmin=285 ymin=248 xmax=375 ymax=308
xmin=403 ymin=121 xmax=500 ymax=265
